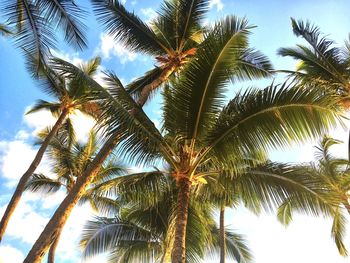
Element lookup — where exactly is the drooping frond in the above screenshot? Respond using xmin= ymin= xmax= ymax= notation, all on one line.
xmin=3 ymin=0 xmax=56 ymax=70
xmin=163 ymin=16 xmax=272 ymax=141
xmin=92 ymin=0 xmax=167 ymax=55
xmin=89 ymin=171 xmax=170 ymax=208
xmin=26 ymin=100 xmax=61 ymax=115
xmin=207 ymin=227 xmax=253 ymax=263
xmin=81 ymin=216 xmax=162 ymax=261
xmin=154 ymin=0 xmax=208 ymax=50
xmin=0 ymin=23 xmax=13 ymax=35
xmin=202 ymin=82 xmax=343 ymax=166
xmin=25 ymin=173 xmax=64 ymax=194
xmin=49 ymin=58 xmax=177 ymax=167
xmin=331 ymin=208 xmax=348 ymax=256
xmin=278 ymin=18 xmax=348 ymax=88
xmin=38 ymin=0 xmax=87 ymax=50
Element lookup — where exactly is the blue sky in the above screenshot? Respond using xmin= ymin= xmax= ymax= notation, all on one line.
xmin=1 ymin=0 xmax=350 ymax=262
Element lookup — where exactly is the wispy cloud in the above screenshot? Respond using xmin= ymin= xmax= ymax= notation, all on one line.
xmin=96 ymin=33 xmax=137 ymax=64
xmin=209 ymin=0 xmax=224 ymax=11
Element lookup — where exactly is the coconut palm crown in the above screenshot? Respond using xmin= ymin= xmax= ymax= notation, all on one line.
xmin=23 ymin=15 xmax=344 ymax=263
xmin=278 ymin=18 xmax=350 ymax=106
xmin=277 ymin=136 xmax=350 ymax=256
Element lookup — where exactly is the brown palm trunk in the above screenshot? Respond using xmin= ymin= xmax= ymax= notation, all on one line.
xmin=171 ymin=177 xmax=191 ymax=263
xmin=137 ymin=65 xmax=176 ymax=107
xmin=23 ymin=135 xmax=118 ymax=263
xmin=47 ymin=224 xmax=63 ymax=263
xmin=219 ymin=206 xmax=226 ymax=263
xmin=0 ymin=109 xmax=68 ymax=242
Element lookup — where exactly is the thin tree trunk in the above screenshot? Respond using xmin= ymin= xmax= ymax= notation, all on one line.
xmin=219 ymin=206 xmax=226 ymax=263
xmin=137 ymin=65 xmax=176 ymax=107
xmin=0 ymin=109 xmax=68 ymax=242
xmin=47 ymin=224 xmax=63 ymax=263
xmin=171 ymin=177 xmax=191 ymax=263
xmin=23 ymin=135 xmax=118 ymax=263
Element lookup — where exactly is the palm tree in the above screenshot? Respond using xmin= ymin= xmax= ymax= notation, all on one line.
xmin=277 ymin=136 xmax=350 ymax=256
xmin=25 ymin=128 xmax=125 ymax=263
xmin=92 ymin=0 xmax=272 ymax=107
xmin=91 ymin=0 xmax=208 ymax=106
xmin=195 ymin=159 xmax=342 ymax=263
xmin=278 ymin=18 xmax=350 ymax=106
xmin=3 ymin=0 xmax=87 ymax=69
xmin=0 ymin=57 xmax=101 ymax=242
xmin=23 ymin=16 xmax=343 ymax=262
xmin=80 ymin=171 xmax=252 ymax=263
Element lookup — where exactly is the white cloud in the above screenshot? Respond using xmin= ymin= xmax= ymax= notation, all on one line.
xmin=140 ymin=7 xmax=158 ymax=23
xmin=209 ymin=0 xmax=224 ymax=11
xmin=23 ymin=108 xmax=56 ymax=135
xmin=50 ymin=50 xmax=85 ymax=67
xmin=97 ymin=33 xmax=137 ymax=64
xmin=0 ymin=139 xmax=51 ymax=186
xmin=0 ymin=196 xmax=49 ymax=244
xmin=0 ymin=245 xmax=24 ymax=263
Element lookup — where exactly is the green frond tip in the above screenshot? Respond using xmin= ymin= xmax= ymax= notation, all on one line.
xmin=277 ymin=201 xmax=293 ymax=226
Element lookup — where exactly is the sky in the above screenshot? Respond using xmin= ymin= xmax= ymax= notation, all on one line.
xmin=1 ymin=0 xmax=350 ymax=262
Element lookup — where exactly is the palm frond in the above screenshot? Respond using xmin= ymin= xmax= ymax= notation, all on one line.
xmin=4 ymin=0 xmax=56 ymax=70
xmin=331 ymin=208 xmax=348 ymax=256
xmin=202 ymin=82 xmax=343 ymax=166
xmin=92 ymin=0 xmax=167 ymax=55
xmin=26 ymin=99 xmax=60 ymax=115
xmin=38 ymin=0 xmax=87 ymax=50
xmin=89 ymin=171 xmax=170 ymax=207
xmin=278 ymin=18 xmax=348 ymax=87
xmin=25 ymin=173 xmax=64 ymax=194
xmin=163 ymin=16 xmax=271 ymax=141
xmin=0 ymin=23 xmax=13 ymax=35
xmin=81 ymin=216 xmax=160 ymax=260
xmin=154 ymin=0 xmax=208 ymax=50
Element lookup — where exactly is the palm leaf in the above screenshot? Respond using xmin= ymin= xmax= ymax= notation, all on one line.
xmin=201 ymin=82 xmax=343 ymax=166
xmin=25 ymin=173 xmax=63 ymax=194
xmin=91 ymin=0 xmax=167 ymax=55
xmin=4 ymin=0 xmax=56 ymax=70
xmin=38 ymin=0 xmax=87 ymax=50
xmin=163 ymin=16 xmax=271 ymax=141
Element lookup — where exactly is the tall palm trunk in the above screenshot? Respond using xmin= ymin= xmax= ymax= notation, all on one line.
xmin=0 ymin=109 xmax=68 ymax=242
xmin=171 ymin=177 xmax=191 ymax=263
xmin=23 ymin=135 xmax=118 ymax=263
xmin=47 ymin=225 xmax=63 ymax=263
xmin=137 ymin=65 xmax=177 ymax=107
xmin=219 ymin=206 xmax=226 ymax=263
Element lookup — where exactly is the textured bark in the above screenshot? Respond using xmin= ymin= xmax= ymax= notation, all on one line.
xmin=171 ymin=177 xmax=191 ymax=263
xmin=219 ymin=207 xmax=226 ymax=263
xmin=0 ymin=109 xmax=68 ymax=242
xmin=137 ymin=65 xmax=176 ymax=107
xmin=47 ymin=225 xmax=63 ymax=263
xmin=23 ymin=135 xmax=118 ymax=263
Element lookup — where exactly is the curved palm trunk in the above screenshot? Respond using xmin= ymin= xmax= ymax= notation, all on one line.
xmin=219 ymin=206 xmax=226 ymax=263
xmin=47 ymin=225 xmax=63 ymax=263
xmin=137 ymin=65 xmax=177 ymax=107
xmin=171 ymin=177 xmax=191 ymax=263
xmin=0 ymin=109 xmax=68 ymax=242
xmin=23 ymin=135 xmax=118 ymax=263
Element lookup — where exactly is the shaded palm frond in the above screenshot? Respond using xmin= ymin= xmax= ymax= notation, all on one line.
xmin=91 ymin=0 xmax=166 ymax=55
xmin=38 ymin=0 xmax=87 ymax=50
xmin=25 ymin=173 xmax=63 ymax=194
